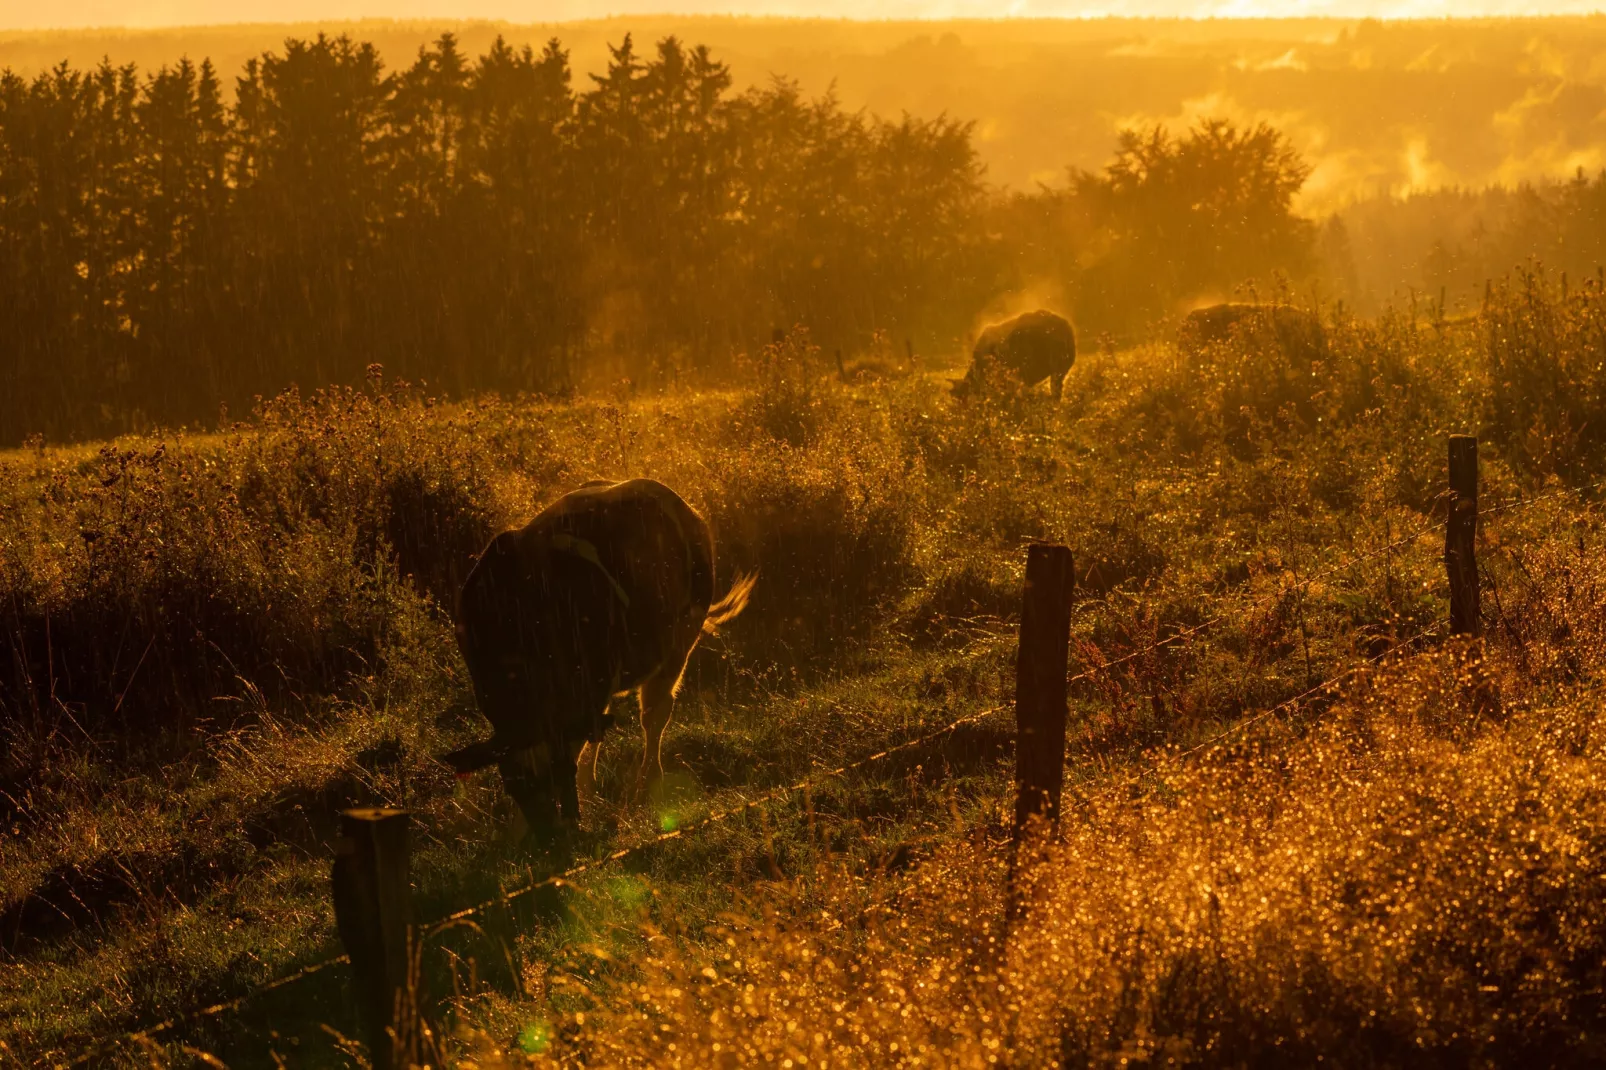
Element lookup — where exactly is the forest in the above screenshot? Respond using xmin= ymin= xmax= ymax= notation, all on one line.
xmin=0 ymin=31 xmax=984 ymax=443
xmin=0 ymin=26 xmax=1460 ymax=445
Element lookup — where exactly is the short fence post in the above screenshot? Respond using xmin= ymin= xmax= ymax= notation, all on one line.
xmin=1446 ymin=435 xmax=1480 ymax=636
xmin=1010 ymin=543 xmax=1075 ymax=918
xmin=332 ymin=808 xmax=417 ymax=1070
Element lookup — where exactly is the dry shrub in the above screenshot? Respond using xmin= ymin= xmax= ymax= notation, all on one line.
xmin=1482 ymin=268 xmax=1606 ymax=479
xmin=731 ymin=329 xmax=840 ymax=449
xmin=1083 ymin=303 xmax=1464 ymax=467
xmin=908 ymin=370 xmax=1069 ymax=553
xmin=0 ymin=376 xmax=499 ymax=746
xmin=700 ymin=437 xmax=920 ymax=670
xmin=901 ymin=555 xmax=1024 ymax=644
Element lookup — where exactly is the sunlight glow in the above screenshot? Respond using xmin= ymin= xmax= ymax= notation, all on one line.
xmin=2 ymin=1 xmax=1604 ymax=32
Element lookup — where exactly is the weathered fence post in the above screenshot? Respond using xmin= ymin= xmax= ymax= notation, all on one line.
xmin=332 ymin=808 xmax=417 ymax=1070
xmin=1009 ymin=544 xmax=1075 ymax=919
xmin=1446 ymin=435 xmax=1480 ymax=636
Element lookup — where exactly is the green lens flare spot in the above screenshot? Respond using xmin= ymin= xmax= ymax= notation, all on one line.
xmin=608 ymin=875 xmax=648 ymax=909
xmin=659 ymin=811 xmax=679 ymax=832
xmin=518 ymin=1021 xmax=550 ymax=1054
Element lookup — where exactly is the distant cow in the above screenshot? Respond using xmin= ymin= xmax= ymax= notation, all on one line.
xmin=444 ymin=479 xmax=755 ymax=844
xmin=1180 ymin=303 xmax=1325 ymax=361
xmin=955 ymin=309 xmax=1077 ymax=400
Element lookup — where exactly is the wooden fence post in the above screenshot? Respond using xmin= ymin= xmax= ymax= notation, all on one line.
xmin=333 ymin=808 xmax=417 ymax=1070
xmin=1013 ymin=543 xmax=1075 ymax=841
xmin=1009 ymin=544 xmax=1074 ymax=922
xmin=1446 ymin=435 xmax=1480 ymax=636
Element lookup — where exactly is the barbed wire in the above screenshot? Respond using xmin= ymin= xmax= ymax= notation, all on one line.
xmin=1076 ymin=617 xmax=1448 ymax=810
xmin=60 ymin=954 xmax=351 ymax=1067
xmin=425 ymin=701 xmax=1011 ymax=933
xmin=1068 ymin=506 xmax=1450 ymax=685
xmin=56 ymin=701 xmax=1012 ymax=1066
xmin=1477 ymin=475 xmax=1606 ymax=519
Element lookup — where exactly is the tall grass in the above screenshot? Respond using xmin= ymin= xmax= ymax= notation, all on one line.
xmin=541 ymin=629 xmax=1606 ymax=1067
xmin=4 ymin=277 xmax=1605 ymax=1064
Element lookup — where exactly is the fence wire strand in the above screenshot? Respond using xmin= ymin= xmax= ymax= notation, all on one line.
xmin=62 ymin=954 xmax=351 ymax=1067
xmin=1068 ymin=508 xmax=1450 ymax=685
xmin=1064 ymin=617 xmax=1448 ymax=818
xmin=60 ymin=701 xmax=1012 ymax=1066
xmin=426 ymin=701 xmax=1011 ymax=933
xmin=1478 ymin=475 xmax=1606 ymax=519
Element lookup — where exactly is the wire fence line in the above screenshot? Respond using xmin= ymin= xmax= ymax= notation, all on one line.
xmin=1053 ymin=616 xmax=1449 ymax=828
xmin=58 ymin=700 xmax=1014 ymax=1067
xmin=1068 ymin=508 xmax=1450 ymax=686
xmin=1477 ymin=475 xmax=1606 ymax=519
xmin=62 ymin=954 xmax=352 ymax=1067
xmin=56 ymin=471 xmax=1587 ymax=1064
xmin=425 ymin=701 xmax=1013 ymax=934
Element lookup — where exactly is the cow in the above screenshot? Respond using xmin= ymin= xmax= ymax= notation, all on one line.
xmin=443 ymin=478 xmax=755 ymax=845
xmin=1179 ymin=303 xmax=1325 ymax=362
xmin=954 ymin=309 xmax=1077 ymax=400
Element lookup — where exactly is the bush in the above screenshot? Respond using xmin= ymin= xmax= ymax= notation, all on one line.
xmin=0 ymin=377 xmax=500 ymax=747
xmin=1482 ymin=268 xmax=1606 ymax=479
xmin=698 ymin=436 xmax=921 ymax=673
xmin=729 ymin=328 xmax=839 ymax=449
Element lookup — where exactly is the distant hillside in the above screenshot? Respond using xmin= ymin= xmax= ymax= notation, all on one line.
xmin=5 ymin=15 xmax=1606 ymax=206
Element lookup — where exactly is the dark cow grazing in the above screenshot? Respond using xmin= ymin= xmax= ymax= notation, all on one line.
xmin=444 ymin=479 xmax=755 ymax=844
xmin=954 ymin=309 xmax=1077 ymax=400
xmin=1179 ymin=303 xmax=1324 ymax=360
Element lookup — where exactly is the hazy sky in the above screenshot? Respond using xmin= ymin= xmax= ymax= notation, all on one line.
xmin=1 ymin=1 xmax=1603 ymax=31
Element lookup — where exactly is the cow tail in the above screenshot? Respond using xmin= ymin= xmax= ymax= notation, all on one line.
xmin=703 ymin=571 xmax=758 ymax=635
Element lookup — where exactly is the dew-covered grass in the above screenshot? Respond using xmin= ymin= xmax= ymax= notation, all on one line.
xmin=6 ymin=280 xmax=1606 ymax=1065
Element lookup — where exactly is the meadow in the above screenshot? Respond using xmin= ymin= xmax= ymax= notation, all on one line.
xmin=5 ymin=270 xmax=1606 ymax=1065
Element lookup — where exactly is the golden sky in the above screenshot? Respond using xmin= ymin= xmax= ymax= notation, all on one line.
xmin=0 ymin=1 xmax=1601 ymax=31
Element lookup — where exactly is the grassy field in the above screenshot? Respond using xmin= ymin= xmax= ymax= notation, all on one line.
xmin=5 ymin=278 xmax=1606 ymax=1066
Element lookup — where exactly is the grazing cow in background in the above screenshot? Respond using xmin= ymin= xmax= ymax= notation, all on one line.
xmin=954 ymin=309 xmax=1077 ymax=400
xmin=1179 ymin=303 xmax=1325 ymax=362
xmin=444 ymin=479 xmax=755 ymax=845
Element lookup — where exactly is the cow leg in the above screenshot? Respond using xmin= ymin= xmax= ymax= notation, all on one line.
xmin=1052 ymin=372 xmax=1065 ymax=401
xmin=634 ymin=660 xmax=686 ymax=802
xmin=498 ymin=746 xmax=560 ymax=846
xmin=575 ymin=740 xmax=601 ymax=810
xmin=559 ymin=741 xmax=583 ymax=832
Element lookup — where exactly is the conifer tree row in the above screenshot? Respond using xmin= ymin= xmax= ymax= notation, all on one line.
xmin=0 ymin=32 xmax=989 ymax=442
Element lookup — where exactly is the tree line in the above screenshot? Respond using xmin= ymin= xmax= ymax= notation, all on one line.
xmin=0 ymin=31 xmax=1317 ymax=444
